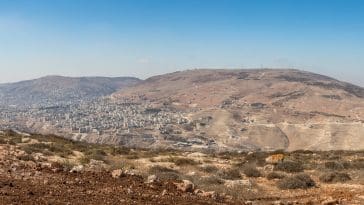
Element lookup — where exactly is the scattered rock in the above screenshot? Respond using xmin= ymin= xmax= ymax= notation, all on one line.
xmin=273 ymin=201 xmax=284 ymax=205
xmin=161 ymin=189 xmax=168 ymax=196
xmin=321 ymin=199 xmax=339 ymax=205
xmin=146 ymin=175 xmax=158 ymax=183
xmin=85 ymin=159 xmax=107 ymax=172
xmin=24 ymin=161 xmax=37 ymax=169
xmin=123 ymin=169 xmax=136 ymax=176
xmin=21 ymin=138 xmax=30 ymax=143
xmin=32 ymin=153 xmax=46 ymax=162
xmin=70 ymin=165 xmax=84 ymax=173
xmin=175 ymin=180 xmax=195 ymax=193
xmin=194 ymin=189 xmax=203 ymax=195
xmin=263 ymin=164 xmax=274 ymax=172
xmin=200 ymin=191 xmax=217 ymax=198
xmin=225 ymin=179 xmax=252 ymax=189
xmin=111 ymin=169 xmax=124 ymax=178
xmin=39 ymin=162 xmax=52 ymax=169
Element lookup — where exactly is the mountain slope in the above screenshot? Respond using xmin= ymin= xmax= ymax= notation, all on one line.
xmin=0 ymin=76 xmax=141 ymax=107
xmin=112 ymin=69 xmax=364 ymax=151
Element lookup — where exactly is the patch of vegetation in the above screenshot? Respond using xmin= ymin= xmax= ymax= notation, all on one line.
xmin=277 ymin=173 xmax=316 ymax=189
xmin=324 ymin=161 xmax=347 ymax=170
xmin=266 ymin=172 xmax=286 ymax=180
xmin=199 ymin=165 xmax=219 ymax=173
xmin=108 ymin=146 xmax=130 ymax=155
xmin=21 ymin=142 xmax=73 ymax=157
xmin=125 ymin=154 xmax=140 ymax=159
xmin=0 ymin=131 xmax=23 ymax=145
xmin=350 ymin=159 xmax=364 ymax=169
xmin=217 ymin=168 xmax=242 ymax=180
xmin=243 ymin=164 xmax=261 ymax=178
xmin=173 ymin=157 xmax=200 ymax=166
xmin=84 ymin=149 xmax=107 ymax=161
xmin=17 ymin=154 xmax=36 ymax=161
xmin=319 ymin=172 xmax=351 ymax=183
xmin=245 ymin=152 xmax=269 ymax=166
xmin=78 ymin=156 xmax=91 ymax=164
xmin=21 ymin=143 xmax=52 ymax=155
xmin=148 ymin=165 xmax=181 ymax=181
xmin=274 ymin=160 xmax=304 ymax=173
xmin=0 ymin=138 xmax=7 ymax=144
xmin=199 ymin=176 xmax=224 ymax=185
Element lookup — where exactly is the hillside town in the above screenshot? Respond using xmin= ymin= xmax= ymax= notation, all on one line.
xmin=0 ymin=98 xmax=189 ymax=138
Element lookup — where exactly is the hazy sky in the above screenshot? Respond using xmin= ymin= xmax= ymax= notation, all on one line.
xmin=0 ymin=0 xmax=364 ymax=86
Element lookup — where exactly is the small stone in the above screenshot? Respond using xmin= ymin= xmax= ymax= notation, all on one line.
xmin=273 ymin=201 xmax=284 ymax=205
xmin=111 ymin=169 xmax=124 ymax=178
xmin=245 ymin=201 xmax=253 ymax=205
xmin=21 ymin=138 xmax=30 ymax=143
xmin=40 ymin=162 xmax=52 ymax=169
xmin=200 ymin=191 xmax=217 ymax=198
xmin=70 ymin=165 xmax=84 ymax=173
xmin=321 ymin=199 xmax=339 ymax=205
xmin=194 ymin=189 xmax=203 ymax=195
xmin=146 ymin=175 xmax=158 ymax=183
xmin=175 ymin=180 xmax=195 ymax=193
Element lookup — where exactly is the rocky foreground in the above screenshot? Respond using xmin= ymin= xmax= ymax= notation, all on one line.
xmin=0 ymin=144 xmax=228 ymax=205
xmin=0 ymin=131 xmax=364 ymax=204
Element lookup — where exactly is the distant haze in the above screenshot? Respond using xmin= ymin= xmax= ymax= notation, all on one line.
xmin=0 ymin=0 xmax=364 ymax=86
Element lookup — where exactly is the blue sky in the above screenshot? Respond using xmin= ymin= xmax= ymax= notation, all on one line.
xmin=0 ymin=0 xmax=364 ymax=85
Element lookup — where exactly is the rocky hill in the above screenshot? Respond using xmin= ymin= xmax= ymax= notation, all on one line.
xmin=0 ymin=76 xmax=141 ymax=107
xmin=112 ymin=69 xmax=364 ymax=151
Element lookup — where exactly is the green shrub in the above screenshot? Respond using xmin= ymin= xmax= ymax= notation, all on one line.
xmin=277 ymin=173 xmax=315 ymax=189
xmin=319 ymin=172 xmax=351 ymax=183
xmin=274 ymin=160 xmax=304 ymax=173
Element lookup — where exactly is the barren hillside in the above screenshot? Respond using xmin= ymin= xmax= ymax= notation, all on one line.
xmin=112 ymin=69 xmax=364 ymax=151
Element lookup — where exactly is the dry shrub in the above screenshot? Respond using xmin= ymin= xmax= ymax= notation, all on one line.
xmin=199 ymin=165 xmax=219 ymax=173
xmin=245 ymin=152 xmax=269 ymax=166
xmin=319 ymin=172 xmax=351 ymax=183
xmin=148 ymin=165 xmax=181 ymax=181
xmin=274 ymin=160 xmax=304 ymax=173
xmin=21 ymin=142 xmax=73 ymax=157
xmin=243 ymin=164 xmax=261 ymax=178
xmin=109 ymin=146 xmax=130 ymax=155
xmin=266 ymin=172 xmax=286 ymax=180
xmin=217 ymin=168 xmax=241 ymax=180
xmin=277 ymin=173 xmax=315 ymax=189
xmin=85 ymin=149 xmax=107 ymax=161
xmin=172 ymin=157 xmax=199 ymax=166
xmin=17 ymin=154 xmax=35 ymax=162
xmin=324 ymin=161 xmax=347 ymax=170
